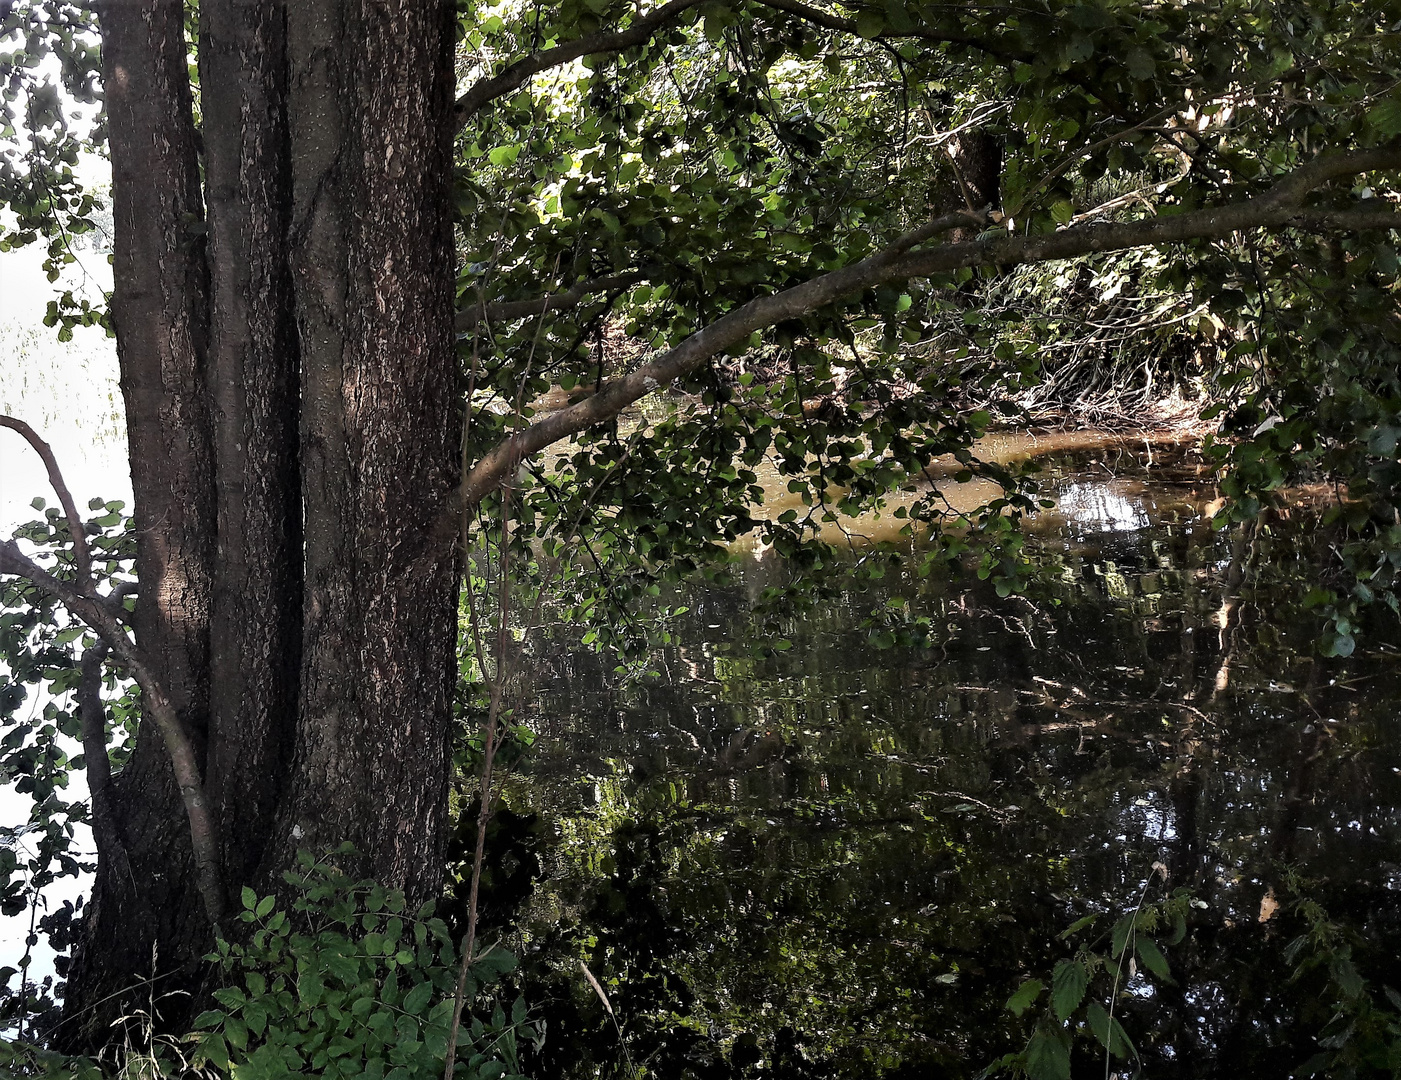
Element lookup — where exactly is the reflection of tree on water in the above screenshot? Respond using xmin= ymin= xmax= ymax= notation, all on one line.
xmin=470 ymin=448 xmax=1401 ymax=1079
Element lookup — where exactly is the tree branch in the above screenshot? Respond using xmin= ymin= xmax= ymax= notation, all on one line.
xmin=0 ymin=422 xmax=226 ymax=927
xmin=0 ymin=416 xmax=94 ymax=586
xmin=751 ymin=0 xmax=985 ymax=45
xmin=430 ymin=146 xmax=1401 ymax=538
xmin=888 ymin=207 xmax=989 ymax=253
xmin=455 ymin=270 xmax=646 ymax=331
xmin=79 ymin=640 xmax=133 ymax=887
xmin=454 ymin=0 xmax=706 ymax=128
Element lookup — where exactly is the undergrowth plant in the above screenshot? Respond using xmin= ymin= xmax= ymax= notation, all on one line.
xmin=1281 ymin=872 xmax=1401 ymax=1079
xmin=189 ymin=849 xmax=540 ymax=1080
xmin=983 ymin=867 xmax=1198 ymax=1080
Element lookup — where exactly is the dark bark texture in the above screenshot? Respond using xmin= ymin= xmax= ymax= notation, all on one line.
xmin=277 ymin=0 xmax=460 ymax=904
xmin=60 ymin=0 xmax=460 ymax=1049
xmin=63 ymin=0 xmax=216 ymax=1048
xmin=198 ymin=0 xmax=302 ymax=894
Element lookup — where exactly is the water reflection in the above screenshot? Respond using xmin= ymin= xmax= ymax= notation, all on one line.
xmin=472 ymin=443 xmax=1401 ymax=1079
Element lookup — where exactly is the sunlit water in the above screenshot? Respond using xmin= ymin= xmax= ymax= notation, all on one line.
xmin=477 ymin=443 xmax=1401 ymax=1080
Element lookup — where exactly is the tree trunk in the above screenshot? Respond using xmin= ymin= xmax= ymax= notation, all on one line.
xmin=273 ymin=0 xmax=461 ymax=903
xmin=60 ymin=0 xmax=460 ymax=1050
xmin=198 ymin=0 xmax=302 ymax=895
xmin=62 ymin=0 xmax=216 ymax=1049
xmin=948 ymin=129 xmax=1001 ymax=242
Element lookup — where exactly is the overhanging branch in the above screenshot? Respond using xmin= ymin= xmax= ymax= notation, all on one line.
xmin=752 ymin=0 xmax=985 ymax=45
xmin=433 ymin=146 xmax=1401 ymax=537
xmin=0 ymin=418 xmax=226 ymax=927
xmin=0 ymin=416 xmax=94 ymax=585
xmin=454 ymin=0 xmax=706 ymax=127
xmin=456 ymin=270 xmax=646 ymax=331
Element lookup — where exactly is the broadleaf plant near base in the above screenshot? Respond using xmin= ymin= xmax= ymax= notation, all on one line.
xmin=191 ymin=850 xmax=539 ymax=1080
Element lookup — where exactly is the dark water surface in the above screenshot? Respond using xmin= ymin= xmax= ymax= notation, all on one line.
xmin=477 ymin=443 xmax=1401 ymax=1079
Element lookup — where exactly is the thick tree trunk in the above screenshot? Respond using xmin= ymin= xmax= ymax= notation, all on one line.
xmin=198 ymin=0 xmax=303 ymax=894
xmin=62 ymin=0 xmax=216 ymax=1049
xmin=274 ymin=0 xmax=461 ymax=904
xmin=61 ymin=0 xmax=461 ymax=1050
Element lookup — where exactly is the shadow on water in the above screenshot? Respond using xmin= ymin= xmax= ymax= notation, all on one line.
xmin=458 ymin=441 xmax=1401 ymax=1079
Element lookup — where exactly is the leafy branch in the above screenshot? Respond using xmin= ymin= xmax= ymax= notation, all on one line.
xmin=0 ymin=415 xmax=226 ymax=927
xmin=440 ymin=146 xmax=1401 ymax=531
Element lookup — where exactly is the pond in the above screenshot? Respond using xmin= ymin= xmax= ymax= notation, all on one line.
xmin=464 ymin=439 xmax=1401 ymax=1079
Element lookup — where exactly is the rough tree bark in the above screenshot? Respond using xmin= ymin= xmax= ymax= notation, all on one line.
xmin=63 ymin=0 xmax=217 ymax=1047
xmin=59 ymin=0 xmax=459 ymax=1049
xmin=198 ymin=0 xmax=303 ymax=899
xmin=272 ymin=0 xmax=460 ymax=901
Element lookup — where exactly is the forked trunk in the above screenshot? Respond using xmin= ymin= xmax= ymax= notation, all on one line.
xmin=60 ymin=0 xmax=460 ymax=1051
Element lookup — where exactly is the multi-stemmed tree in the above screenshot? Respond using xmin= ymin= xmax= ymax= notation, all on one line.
xmin=1 ymin=0 xmax=1398 ymax=1050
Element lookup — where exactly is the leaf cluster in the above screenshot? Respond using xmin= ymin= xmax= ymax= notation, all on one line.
xmin=190 ymin=849 xmax=541 ymax=1080
xmin=985 ymin=881 xmax=1198 ymax=1080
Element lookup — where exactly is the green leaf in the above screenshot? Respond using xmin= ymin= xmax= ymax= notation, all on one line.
xmin=1366 ymin=425 xmax=1399 ymax=457
xmin=199 ymin=1033 xmax=231 ymax=1072
xmin=1331 ymin=956 xmax=1364 ymax=999
xmin=1051 ymin=960 xmax=1089 ymax=1021
xmin=488 ymin=145 xmax=521 ymax=167
xmin=854 ymin=8 xmax=886 ymax=38
xmin=224 ymin=1015 xmax=249 ymax=1051
xmin=298 ymin=970 xmax=324 ymax=1008
xmin=1006 ymin=978 xmax=1044 ymax=1016
xmin=1058 ymin=914 xmax=1097 ymax=940
xmin=244 ymin=1000 xmax=268 ymax=1038
xmin=1111 ymin=915 xmax=1134 ymax=958
xmin=242 ymin=885 xmax=258 ymax=911
xmin=403 ymin=980 xmax=434 ymax=1015
xmin=1124 ymin=46 xmax=1154 ymax=81
xmin=1369 ymin=98 xmax=1401 ymax=137
xmin=255 ymin=893 xmax=276 ymax=919
xmin=1085 ymin=1000 xmax=1136 ymax=1059
xmin=1024 ymin=1028 xmax=1071 ymax=1080
xmin=213 ymin=986 xmax=247 ymax=1010
xmin=1135 ymin=937 xmax=1172 ymax=982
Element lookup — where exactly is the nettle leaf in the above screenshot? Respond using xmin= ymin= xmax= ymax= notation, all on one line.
xmin=1135 ymin=937 xmax=1172 ymax=982
xmin=1085 ymin=1000 xmax=1136 ymax=1059
xmin=1006 ymin=978 xmax=1044 ymax=1016
xmin=1111 ymin=915 xmax=1134 ymax=959
xmin=1051 ymin=959 xmax=1089 ymax=1021
xmin=1024 ymin=1027 xmax=1071 ymax=1080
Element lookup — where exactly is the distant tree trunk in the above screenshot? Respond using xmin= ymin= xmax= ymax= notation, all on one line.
xmin=948 ymin=129 xmax=1002 ymax=242
xmin=952 ymin=130 xmax=1002 ymax=211
xmin=60 ymin=0 xmax=459 ymax=1050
